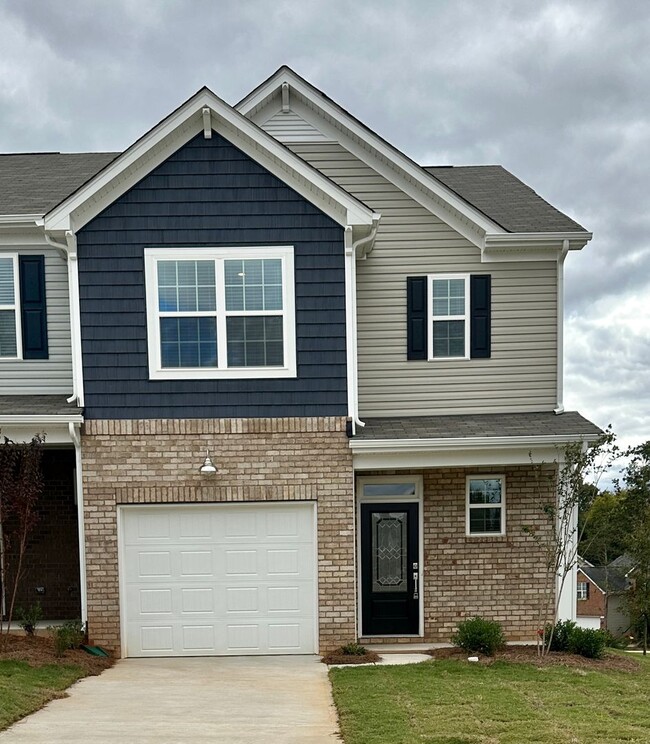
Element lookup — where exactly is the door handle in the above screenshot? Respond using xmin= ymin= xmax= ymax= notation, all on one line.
xmin=413 ymin=571 xmax=419 ymax=600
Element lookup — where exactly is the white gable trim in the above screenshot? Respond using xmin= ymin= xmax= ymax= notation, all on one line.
xmin=238 ymin=70 xmax=506 ymax=247
xmin=43 ymin=89 xmax=377 ymax=233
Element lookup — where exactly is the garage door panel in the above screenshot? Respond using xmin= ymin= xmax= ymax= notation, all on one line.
xmin=121 ymin=503 xmax=317 ymax=657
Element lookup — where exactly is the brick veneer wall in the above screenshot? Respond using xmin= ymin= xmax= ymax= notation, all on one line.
xmin=359 ymin=465 xmax=556 ymax=644
xmin=576 ymin=569 xmax=606 ymax=621
xmin=81 ymin=417 xmax=354 ymax=655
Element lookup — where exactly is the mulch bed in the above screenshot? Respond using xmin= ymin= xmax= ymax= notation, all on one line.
xmin=322 ymin=647 xmax=382 ymax=665
xmin=0 ymin=635 xmax=113 ymax=675
xmin=427 ymin=645 xmax=640 ymax=672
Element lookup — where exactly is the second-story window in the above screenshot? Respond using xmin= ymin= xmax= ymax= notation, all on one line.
xmin=430 ymin=274 xmax=470 ymax=359
xmin=0 ymin=254 xmax=20 ymax=359
xmin=577 ymin=581 xmax=589 ymax=600
xmin=145 ymin=246 xmax=296 ymax=380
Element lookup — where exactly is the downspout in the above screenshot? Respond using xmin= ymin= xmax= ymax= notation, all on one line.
xmin=554 ymin=239 xmax=570 ymax=415
xmin=69 ymin=422 xmax=87 ymax=626
xmin=42 ymin=230 xmax=84 ymax=407
xmin=345 ymin=216 xmax=380 ymax=435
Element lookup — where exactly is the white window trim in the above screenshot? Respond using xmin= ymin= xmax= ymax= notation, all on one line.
xmin=577 ymin=581 xmax=588 ymax=601
xmin=144 ymin=245 xmax=296 ymax=380
xmin=0 ymin=253 xmax=23 ymax=361
xmin=465 ymin=474 xmax=506 ymax=537
xmin=428 ymin=273 xmax=470 ymax=361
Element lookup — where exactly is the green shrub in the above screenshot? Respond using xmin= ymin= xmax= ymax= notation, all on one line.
xmin=569 ymin=627 xmax=607 ymax=659
xmin=48 ymin=620 xmax=86 ymax=657
xmin=452 ymin=617 xmax=506 ymax=656
xmin=602 ymin=630 xmax=628 ymax=649
xmin=545 ymin=619 xmax=577 ymax=652
xmin=15 ymin=603 xmax=43 ymax=636
xmin=340 ymin=642 xmax=367 ymax=656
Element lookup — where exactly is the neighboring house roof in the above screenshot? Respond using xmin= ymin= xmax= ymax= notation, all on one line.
xmin=353 ymin=411 xmax=602 ymax=441
xmin=578 ymin=555 xmax=595 ymax=568
xmin=0 ymin=395 xmax=83 ymax=419
xmin=425 ymin=165 xmax=586 ymax=234
xmin=0 ymin=152 xmax=118 ymax=216
xmin=580 ymin=565 xmax=628 ymax=594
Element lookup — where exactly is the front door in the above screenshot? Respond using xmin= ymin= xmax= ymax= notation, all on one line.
xmin=360 ymin=502 xmax=419 ymax=636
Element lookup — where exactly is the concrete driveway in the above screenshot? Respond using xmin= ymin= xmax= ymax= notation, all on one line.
xmin=0 ymin=656 xmax=340 ymax=743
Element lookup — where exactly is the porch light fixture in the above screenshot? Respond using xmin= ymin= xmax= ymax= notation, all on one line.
xmin=199 ymin=451 xmax=217 ymax=475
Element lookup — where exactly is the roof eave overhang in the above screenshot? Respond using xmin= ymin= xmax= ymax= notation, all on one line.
xmin=350 ymin=432 xmax=600 ymax=470
xmin=42 ymin=88 xmax=376 ymax=235
xmin=0 ymin=214 xmax=43 ymax=229
xmin=481 ymin=232 xmax=593 ymax=262
xmin=236 ymin=69 xmax=506 ymax=248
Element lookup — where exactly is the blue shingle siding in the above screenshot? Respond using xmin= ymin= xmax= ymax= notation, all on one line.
xmin=77 ymin=133 xmax=347 ymax=420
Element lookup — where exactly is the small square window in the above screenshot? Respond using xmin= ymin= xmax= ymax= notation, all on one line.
xmin=577 ymin=581 xmax=589 ymax=601
xmin=466 ymin=476 xmax=505 ymax=536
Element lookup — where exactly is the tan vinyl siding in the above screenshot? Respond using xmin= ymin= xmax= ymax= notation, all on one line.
xmin=0 ymin=247 xmax=72 ymax=394
xmin=289 ymin=142 xmax=558 ymax=416
xmin=260 ymin=110 xmax=332 ymax=143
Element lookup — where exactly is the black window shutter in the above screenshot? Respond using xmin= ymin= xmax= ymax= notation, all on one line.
xmin=407 ymin=276 xmax=427 ymax=360
xmin=586 ymin=582 xmax=590 ymax=600
xmin=470 ymin=274 xmax=491 ymax=359
xmin=19 ymin=255 xmax=48 ymax=359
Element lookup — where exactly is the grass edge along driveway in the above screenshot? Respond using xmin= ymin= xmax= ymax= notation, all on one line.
xmin=0 ymin=660 xmax=89 ymax=732
xmin=329 ymin=656 xmax=650 ymax=744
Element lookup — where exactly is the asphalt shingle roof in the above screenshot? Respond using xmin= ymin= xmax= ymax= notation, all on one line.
xmin=0 ymin=152 xmax=118 ymax=215
xmin=580 ymin=564 xmax=629 ymax=593
xmin=353 ymin=411 xmax=602 ymax=441
xmin=0 ymin=148 xmax=586 ymax=236
xmin=425 ymin=165 xmax=586 ymax=233
xmin=0 ymin=395 xmax=83 ymax=417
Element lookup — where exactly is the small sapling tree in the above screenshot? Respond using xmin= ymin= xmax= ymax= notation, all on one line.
xmin=524 ymin=429 xmax=617 ymax=655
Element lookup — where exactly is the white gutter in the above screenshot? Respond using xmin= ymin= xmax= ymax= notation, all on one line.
xmin=41 ymin=227 xmax=84 ymax=407
xmin=69 ymin=422 xmax=87 ymax=626
xmin=554 ymin=239 xmax=570 ymax=414
xmin=349 ymin=432 xmax=600 ymax=453
xmin=0 ymin=414 xmax=83 ymax=425
xmin=345 ymin=216 xmax=381 ymax=434
xmin=0 ymin=214 xmax=42 ymax=226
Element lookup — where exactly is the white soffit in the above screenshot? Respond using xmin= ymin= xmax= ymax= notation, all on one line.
xmin=43 ymin=88 xmax=376 ymax=234
xmin=350 ymin=434 xmax=598 ymax=470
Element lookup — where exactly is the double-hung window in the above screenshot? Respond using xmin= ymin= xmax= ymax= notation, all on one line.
xmin=145 ymin=246 xmax=296 ymax=379
xmin=577 ymin=581 xmax=589 ymax=601
xmin=0 ymin=254 xmax=21 ymax=359
xmin=429 ymin=274 xmax=470 ymax=359
xmin=466 ymin=475 xmax=505 ymax=536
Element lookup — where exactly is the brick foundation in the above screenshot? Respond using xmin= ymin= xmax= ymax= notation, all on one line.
xmin=81 ymin=417 xmax=355 ymax=655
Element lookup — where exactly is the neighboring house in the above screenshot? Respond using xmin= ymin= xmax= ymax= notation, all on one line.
xmin=576 ymin=555 xmax=632 ymax=635
xmin=0 ymin=67 xmax=602 ymax=657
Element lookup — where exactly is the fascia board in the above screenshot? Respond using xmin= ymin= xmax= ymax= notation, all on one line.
xmin=0 ymin=414 xmax=84 ymax=425
xmin=44 ymin=89 xmax=374 ymax=233
xmin=237 ymin=70 xmax=505 ymax=240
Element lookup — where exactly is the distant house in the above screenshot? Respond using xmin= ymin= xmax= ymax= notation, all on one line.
xmin=576 ymin=555 xmax=632 ymax=635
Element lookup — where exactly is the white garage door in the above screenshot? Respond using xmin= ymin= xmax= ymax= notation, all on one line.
xmin=119 ymin=503 xmax=317 ymax=657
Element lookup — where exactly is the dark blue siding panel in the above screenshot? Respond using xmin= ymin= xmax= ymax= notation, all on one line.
xmin=78 ymin=133 xmax=347 ymax=420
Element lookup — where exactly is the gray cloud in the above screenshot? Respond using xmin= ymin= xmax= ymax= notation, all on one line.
xmin=0 ymin=0 xmax=648 ymax=447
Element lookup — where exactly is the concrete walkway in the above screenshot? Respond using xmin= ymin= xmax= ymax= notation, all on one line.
xmin=0 ymin=656 xmax=340 ymax=743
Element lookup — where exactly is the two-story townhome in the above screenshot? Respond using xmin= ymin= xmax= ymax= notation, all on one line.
xmin=0 ymin=67 xmax=601 ymax=656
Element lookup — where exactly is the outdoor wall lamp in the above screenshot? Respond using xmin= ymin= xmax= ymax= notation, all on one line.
xmin=199 ymin=451 xmax=217 ymax=475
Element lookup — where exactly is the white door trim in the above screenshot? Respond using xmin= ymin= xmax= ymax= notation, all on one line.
xmin=355 ymin=475 xmax=424 ymax=639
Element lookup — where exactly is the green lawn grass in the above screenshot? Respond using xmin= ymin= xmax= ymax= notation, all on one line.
xmin=0 ymin=660 xmax=88 ymax=731
xmin=330 ymin=656 xmax=650 ymax=744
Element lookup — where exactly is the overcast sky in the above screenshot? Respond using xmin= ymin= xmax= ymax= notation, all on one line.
xmin=1 ymin=0 xmax=648 ymax=461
